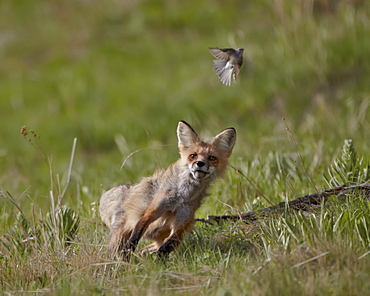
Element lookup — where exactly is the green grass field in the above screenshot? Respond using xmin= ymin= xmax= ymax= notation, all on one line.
xmin=1 ymin=0 xmax=369 ymax=295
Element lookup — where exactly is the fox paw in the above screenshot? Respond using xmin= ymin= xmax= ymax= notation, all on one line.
xmin=157 ymin=242 xmax=175 ymax=258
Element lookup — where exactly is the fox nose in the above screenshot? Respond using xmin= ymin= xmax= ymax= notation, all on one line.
xmin=196 ymin=161 xmax=206 ymax=168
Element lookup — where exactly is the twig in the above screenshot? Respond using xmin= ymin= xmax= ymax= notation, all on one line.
xmin=197 ymin=183 xmax=370 ymax=224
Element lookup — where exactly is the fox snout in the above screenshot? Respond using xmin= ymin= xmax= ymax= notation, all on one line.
xmin=195 ymin=160 xmax=206 ymax=168
xmin=189 ymin=159 xmax=214 ymax=180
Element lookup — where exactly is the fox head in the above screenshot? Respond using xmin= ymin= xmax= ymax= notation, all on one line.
xmin=177 ymin=121 xmax=236 ymax=180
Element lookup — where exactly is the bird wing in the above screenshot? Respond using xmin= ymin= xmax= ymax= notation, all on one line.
xmin=213 ymin=60 xmax=233 ymax=86
xmin=209 ymin=48 xmax=235 ymax=60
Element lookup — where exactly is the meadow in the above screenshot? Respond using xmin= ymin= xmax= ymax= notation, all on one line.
xmin=0 ymin=0 xmax=369 ymax=295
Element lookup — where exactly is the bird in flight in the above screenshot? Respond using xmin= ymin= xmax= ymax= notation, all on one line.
xmin=209 ymin=47 xmax=244 ymax=86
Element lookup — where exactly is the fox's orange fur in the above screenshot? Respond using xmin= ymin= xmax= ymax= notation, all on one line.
xmin=99 ymin=121 xmax=236 ymax=259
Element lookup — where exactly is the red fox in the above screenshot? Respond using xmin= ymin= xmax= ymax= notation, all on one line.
xmin=99 ymin=121 xmax=236 ymax=259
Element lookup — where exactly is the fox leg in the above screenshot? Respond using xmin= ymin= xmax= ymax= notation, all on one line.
xmin=157 ymin=206 xmax=195 ymax=256
xmin=107 ymin=215 xmax=133 ymax=258
xmin=124 ymin=194 xmax=169 ymax=257
xmin=157 ymin=219 xmax=194 ymax=256
xmin=157 ymin=231 xmax=184 ymax=255
xmin=125 ymin=213 xmax=161 ymax=253
xmin=108 ymin=227 xmax=131 ymax=257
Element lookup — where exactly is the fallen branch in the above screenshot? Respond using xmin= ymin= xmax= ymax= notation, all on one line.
xmin=196 ymin=183 xmax=370 ymax=224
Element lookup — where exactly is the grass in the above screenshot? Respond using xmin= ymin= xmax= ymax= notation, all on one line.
xmin=0 ymin=0 xmax=369 ymax=295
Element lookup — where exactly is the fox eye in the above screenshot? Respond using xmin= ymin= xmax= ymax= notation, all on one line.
xmin=189 ymin=153 xmax=197 ymax=159
xmin=209 ymin=156 xmax=217 ymax=161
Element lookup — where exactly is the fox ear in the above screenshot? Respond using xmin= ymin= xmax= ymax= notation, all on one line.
xmin=177 ymin=121 xmax=200 ymax=149
xmin=211 ymin=128 xmax=236 ymax=156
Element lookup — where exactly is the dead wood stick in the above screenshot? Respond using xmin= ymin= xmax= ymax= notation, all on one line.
xmin=196 ymin=183 xmax=370 ymax=224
